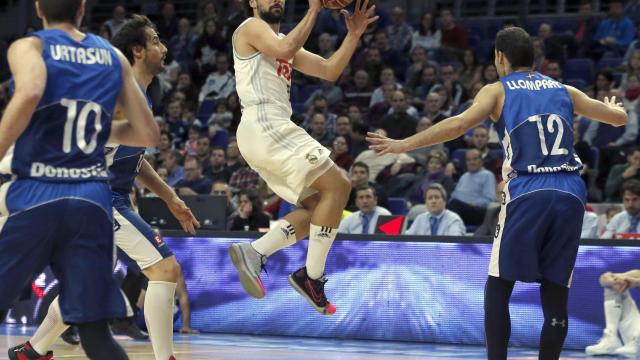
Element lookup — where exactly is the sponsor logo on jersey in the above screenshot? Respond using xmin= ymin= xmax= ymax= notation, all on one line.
xmin=30 ymin=162 xmax=108 ymax=179
xmin=527 ymin=163 xmax=581 ymax=173
xmin=276 ymin=58 xmax=293 ymax=81
xmin=154 ymin=235 xmax=165 ymax=246
xmin=50 ymin=45 xmax=114 ymax=66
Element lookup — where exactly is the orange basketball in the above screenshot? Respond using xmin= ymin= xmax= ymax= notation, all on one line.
xmin=321 ymin=0 xmax=353 ymax=10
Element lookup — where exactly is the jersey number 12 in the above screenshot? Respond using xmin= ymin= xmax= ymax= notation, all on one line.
xmin=61 ymin=99 xmax=103 ymax=154
xmin=527 ymin=114 xmax=569 ymax=156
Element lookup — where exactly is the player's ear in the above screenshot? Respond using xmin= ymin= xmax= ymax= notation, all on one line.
xmin=132 ymin=45 xmax=145 ymax=63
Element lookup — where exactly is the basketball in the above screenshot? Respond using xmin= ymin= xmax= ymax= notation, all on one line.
xmin=321 ymin=0 xmax=353 ymax=10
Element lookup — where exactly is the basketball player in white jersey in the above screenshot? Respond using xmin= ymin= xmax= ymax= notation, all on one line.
xmin=229 ymin=0 xmax=378 ymax=314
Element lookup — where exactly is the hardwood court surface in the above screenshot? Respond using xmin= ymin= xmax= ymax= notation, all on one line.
xmin=0 ymin=326 xmax=593 ymax=359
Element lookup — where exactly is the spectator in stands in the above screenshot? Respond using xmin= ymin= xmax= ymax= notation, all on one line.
xmin=344 ymin=69 xmax=374 ymax=109
xmin=405 ymin=47 xmax=439 ymax=89
xmin=413 ymin=65 xmax=441 ymax=107
xmin=373 ymin=31 xmax=403 ymax=71
xmin=152 ymin=130 xmax=174 ymax=164
xmin=194 ymin=18 xmax=226 ymax=77
xmin=602 ymin=179 xmax=640 ymax=238
xmin=370 ymin=67 xmax=402 ymax=107
xmin=458 ymin=49 xmax=483 ymax=90
xmin=339 ymin=185 xmax=391 ymax=234
xmin=475 ymin=182 xmax=504 ymax=237
xmin=623 ymin=23 xmax=640 ymax=64
xmin=199 ymin=53 xmax=235 ymax=102
xmin=448 ymin=149 xmax=497 ymax=226
xmin=532 ymin=37 xmax=550 ymax=74
xmin=334 ymin=114 xmax=354 ymax=148
xmin=624 ymin=74 xmax=640 ymax=103
xmin=606 ymin=147 xmax=640 ymax=202
xmin=317 ymin=32 xmax=337 ymax=58
xmin=349 ymin=122 xmax=369 ymax=157
xmin=439 ymin=8 xmax=468 ymax=60
xmin=621 ymin=51 xmax=640 ymax=89
xmin=582 ymin=208 xmax=599 ymax=238
xmin=225 ymin=139 xmax=243 ymax=175
xmin=224 ymin=0 xmax=247 ymax=41
xmin=481 ymin=63 xmax=499 ymax=84
xmin=104 ymin=4 xmax=126 ymax=37
xmin=156 ymin=2 xmax=179 ymax=42
xmin=575 ymin=0 xmax=599 ymax=58
xmin=230 ymin=190 xmax=271 ymax=231
xmin=195 ymin=136 xmax=212 ymax=173
xmin=225 ymin=92 xmax=242 ymax=134
xmin=229 ymin=165 xmax=260 ymax=192
xmin=538 ymin=22 xmax=577 ymax=63
xmin=316 ymin=9 xmax=348 ymax=41
xmin=386 ymin=7 xmax=413 ymax=52
xmin=592 ymin=0 xmax=635 ymax=59
xmin=304 ymin=79 xmax=344 ymax=110
xmin=411 ymin=11 xmax=441 ymax=52
xmin=470 ymin=126 xmax=501 ymax=178
xmin=345 ymin=162 xmax=389 ymax=212
xmin=330 ymin=135 xmax=353 ymax=171
xmin=422 ymin=92 xmax=447 ymax=124
xmin=407 ymin=150 xmax=456 ymax=205
xmin=164 ymin=99 xmax=189 ymax=144
xmin=380 ymin=90 xmax=417 ymax=140
xmin=440 ymin=64 xmax=467 ymax=108
xmin=367 ymin=83 xmax=396 ymax=127
xmin=205 ymin=147 xmax=231 ymax=183
xmin=211 ymin=181 xmax=236 ymax=227
xmin=348 ymin=104 xmax=364 ymax=124
xmin=175 ymin=72 xmax=199 ymax=105
xmin=355 ymin=129 xmax=416 ymax=181
xmin=169 ymin=18 xmax=196 ymax=71
xmin=406 ymin=183 xmax=465 ymax=236
xmin=545 ymin=61 xmax=563 ymax=82
xmin=363 ymin=47 xmax=384 ymax=86
xmin=193 ymin=1 xmax=220 ymax=36
xmin=176 ymin=156 xmax=213 ymax=195
xmin=307 ymin=112 xmax=335 ymax=148
xmin=595 ymin=71 xmax=615 ymax=93
xmin=406 ymin=117 xmax=445 ymax=163
xmin=303 ymin=95 xmax=338 ymax=131
xmin=584 ymin=269 xmax=640 ymax=357
xmin=184 ymin=125 xmax=201 ymax=156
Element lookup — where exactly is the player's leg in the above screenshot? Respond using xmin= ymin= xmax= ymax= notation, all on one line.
xmin=484 ymin=276 xmax=515 ymax=360
xmin=613 ymin=290 xmax=640 ymax=356
xmin=288 ymin=165 xmax=351 ymax=315
xmin=53 ymin=198 xmax=128 ymax=360
xmin=539 ymin=279 xmax=569 ymax=360
xmin=114 ymin=206 xmax=179 ymax=359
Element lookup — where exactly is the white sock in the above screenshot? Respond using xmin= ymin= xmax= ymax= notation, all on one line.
xmin=251 ymin=220 xmax=297 ymax=256
xmin=306 ymin=224 xmax=338 ymax=279
xmin=31 ymin=296 xmax=69 ymax=355
xmin=145 ymin=281 xmax=177 ymax=359
xmin=604 ymin=295 xmax=623 ymax=334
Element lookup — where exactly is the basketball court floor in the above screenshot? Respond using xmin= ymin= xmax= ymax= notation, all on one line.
xmin=0 ymin=325 xmax=597 ymax=359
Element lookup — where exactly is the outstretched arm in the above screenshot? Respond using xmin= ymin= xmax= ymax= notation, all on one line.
xmin=136 ymin=160 xmax=200 ymax=234
xmin=0 ymin=37 xmax=46 ymax=160
xmin=367 ymin=83 xmax=499 ymax=154
xmin=239 ymin=0 xmax=322 ymax=60
xmin=293 ymin=0 xmax=379 ymax=81
xmin=566 ymin=86 xmax=627 ymax=127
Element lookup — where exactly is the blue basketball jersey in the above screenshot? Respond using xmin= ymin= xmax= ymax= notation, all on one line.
xmin=8 ymin=29 xmax=121 ymax=182
xmin=496 ymin=71 xmax=582 ymax=181
xmin=105 ymin=84 xmax=151 ymax=195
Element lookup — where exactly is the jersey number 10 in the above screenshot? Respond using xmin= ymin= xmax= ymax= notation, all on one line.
xmin=60 ymin=99 xmax=103 ymax=155
xmin=527 ymin=114 xmax=569 ymax=156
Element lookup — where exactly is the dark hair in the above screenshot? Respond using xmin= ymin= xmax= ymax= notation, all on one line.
xmin=495 ymin=27 xmax=534 ymax=68
xmin=38 ymin=0 xmax=82 ymax=24
xmin=623 ymin=179 xmax=640 ymax=197
xmin=238 ymin=189 xmax=263 ymax=213
xmin=628 ymin=146 xmax=640 ymax=156
xmin=160 ymin=130 xmax=173 ymax=142
xmin=418 ymin=11 xmax=437 ymax=35
xmin=211 ymin=146 xmax=226 ymax=154
xmin=184 ymin=155 xmax=201 ymax=168
xmin=355 ymin=184 xmax=376 ymax=197
xmin=351 ymin=161 xmax=370 ymax=174
xmin=111 ymin=14 xmax=156 ymax=65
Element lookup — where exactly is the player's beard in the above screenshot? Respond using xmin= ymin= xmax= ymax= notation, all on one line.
xmin=259 ymin=5 xmax=284 ymax=24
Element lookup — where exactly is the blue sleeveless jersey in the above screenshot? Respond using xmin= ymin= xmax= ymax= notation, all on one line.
xmin=496 ymin=72 xmax=583 ymax=180
xmin=105 ymin=85 xmax=151 ymax=195
xmin=10 ymin=29 xmax=122 ymax=182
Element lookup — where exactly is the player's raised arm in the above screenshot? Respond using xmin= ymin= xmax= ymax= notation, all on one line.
xmin=566 ymin=85 xmax=627 ymax=127
xmin=239 ymin=0 xmax=322 ymax=60
xmin=367 ymin=83 xmax=499 ymax=155
xmin=293 ymin=0 xmax=379 ymax=81
xmin=110 ymin=49 xmax=160 ymax=147
xmin=0 ymin=37 xmax=46 ymax=160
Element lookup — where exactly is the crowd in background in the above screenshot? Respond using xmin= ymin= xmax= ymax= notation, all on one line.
xmin=1 ymin=0 xmax=640 ymax=237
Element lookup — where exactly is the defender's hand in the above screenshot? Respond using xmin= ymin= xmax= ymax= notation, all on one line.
xmin=167 ymin=195 xmax=200 ymax=235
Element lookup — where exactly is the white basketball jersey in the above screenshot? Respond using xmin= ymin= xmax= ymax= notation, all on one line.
xmin=232 ymin=18 xmax=293 ymax=117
